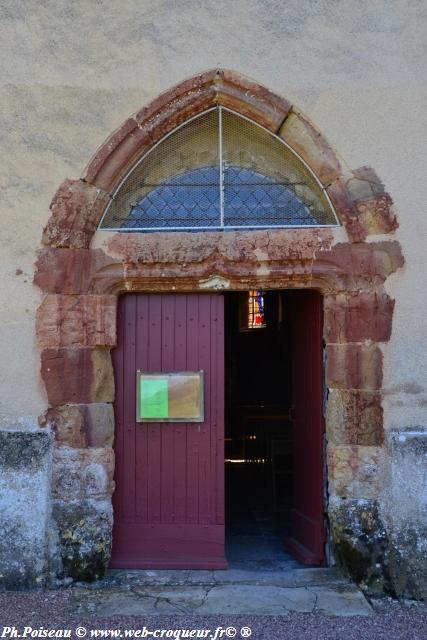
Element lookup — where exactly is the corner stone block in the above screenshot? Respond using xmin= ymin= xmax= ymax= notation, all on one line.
xmin=329 ymin=499 xmax=391 ymax=594
xmin=0 ymin=431 xmax=52 ymax=589
xmin=40 ymin=403 xmax=114 ymax=448
xmin=355 ymin=195 xmax=398 ymax=236
xmin=37 ymin=295 xmax=117 ymax=349
xmin=314 ymin=241 xmax=404 ymax=291
xmin=52 ymin=499 xmax=113 ymax=581
xmin=324 ymin=292 xmax=394 ymax=343
xmin=327 ymin=445 xmax=383 ymax=498
xmin=40 ymin=404 xmax=87 ymax=447
xmin=41 ymin=348 xmax=114 ymax=405
xmin=326 ymin=343 xmax=383 ymax=390
xmin=326 ymin=389 xmax=384 ymax=445
xmin=326 ymin=170 xmax=398 ymax=241
xmin=34 ymin=248 xmax=117 ymax=295
xmin=278 ymin=111 xmax=342 ymax=186
xmin=42 ymin=179 xmax=110 ymax=250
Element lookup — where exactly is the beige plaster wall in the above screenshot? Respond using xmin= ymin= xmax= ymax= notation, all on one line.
xmin=0 ymin=0 xmax=426 ymax=432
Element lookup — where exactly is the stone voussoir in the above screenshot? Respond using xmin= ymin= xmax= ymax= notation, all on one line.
xmin=215 ymin=69 xmax=292 ymax=132
xmin=36 ymin=294 xmax=117 ymax=349
xmin=42 ymin=179 xmax=110 ymax=249
xmin=278 ymin=110 xmax=342 ymax=187
xmin=136 ymin=86 xmax=217 ymax=148
xmin=83 ymin=117 xmax=143 ymax=189
xmin=41 ymin=347 xmax=114 ymax=406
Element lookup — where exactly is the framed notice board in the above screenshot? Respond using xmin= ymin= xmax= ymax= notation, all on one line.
xmin=136 ymin=370 xmax=204 ymax=422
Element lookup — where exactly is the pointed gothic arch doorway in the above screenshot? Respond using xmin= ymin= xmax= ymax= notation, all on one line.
xmin=36 ymin=70 xmax=402 ymax=583
xmin=104 ymin=99 xmax=332 ymax=569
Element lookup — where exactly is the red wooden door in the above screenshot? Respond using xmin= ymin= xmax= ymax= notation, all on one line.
xmin=111 ymin=293 xmax=226 ymax=569
xmin=284 ymin=290 xmax=325 ymax=565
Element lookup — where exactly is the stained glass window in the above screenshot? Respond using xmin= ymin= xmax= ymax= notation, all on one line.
xmin=248 ymin=290 xmax=266 ymax=329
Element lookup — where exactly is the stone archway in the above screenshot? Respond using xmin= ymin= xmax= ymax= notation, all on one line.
xmin=35 ymin=70 xmax=403 ymax=588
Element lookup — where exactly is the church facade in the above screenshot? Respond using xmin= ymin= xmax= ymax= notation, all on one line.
xmin=0 ymin=2 xmax=425 ymax=600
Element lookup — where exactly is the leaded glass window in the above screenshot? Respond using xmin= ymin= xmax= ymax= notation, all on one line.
xmin=98 ymin=107 xmax=339 ymax=231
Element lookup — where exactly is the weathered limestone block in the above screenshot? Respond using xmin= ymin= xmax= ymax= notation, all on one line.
xmin=324 ymin=292 xmax=394 ymax=343
xmin=326 ymin=389 xmax=384 ymax=445
xmin=37 ymin=295 xmax=117 ymax=349
xmin=383 ymin=431 xmax=427 ymax=600
xmin=327 ymin=445 xmax=383 ymax=498
xmin=52 ymin=499 xmax=113 ymax=582
xmin=84 ymin=463 xmax=109 ymax=497
xmin=325 ymin=343 xmax=383 ymax=390
xmin=52 ymin=447 xmax=114 ymax=501
xmin=42 ymin=179 xmax=110 ymax=249
xmin=0 ymin=431 xmax=52 ymax=589
xmin=278 ymin=111 xmax=342 ymax=186
xmin=39 ymin=403 xmax=114 ymax=449
xmin=41 ymin=348 xmax=114 ymax=405
xmin=329 ymin=499 xmax=392 ymax=595
xmin=84 ymin=448 xmax=115 ymax=497
xmin=52 ymin=447 xmax=83 ymax=499
xmin=330 ymin=493 xmax=426 ymax=600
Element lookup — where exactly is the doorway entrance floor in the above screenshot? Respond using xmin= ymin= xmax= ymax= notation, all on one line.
xmin=226 ymin=510 xmax=300 ymax=571
xmin=71 ymin=568 xmax=372 ymax=617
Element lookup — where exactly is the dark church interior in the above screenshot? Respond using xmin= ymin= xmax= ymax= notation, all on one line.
xmin=224 ymin=290 xmax=300 ymax=568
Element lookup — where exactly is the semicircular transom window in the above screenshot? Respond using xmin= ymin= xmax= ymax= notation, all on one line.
xmin=99 ymin=107 xmax=339 ymax=231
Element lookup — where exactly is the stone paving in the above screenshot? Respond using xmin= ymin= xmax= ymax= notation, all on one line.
xmin=71 ymin=567 xmax=373 ymax=617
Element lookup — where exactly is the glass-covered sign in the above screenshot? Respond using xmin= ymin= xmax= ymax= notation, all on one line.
xmin=136 ymin=371 xmax=204 ymax=422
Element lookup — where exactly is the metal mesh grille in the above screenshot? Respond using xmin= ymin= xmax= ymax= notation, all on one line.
xmin=222 ymin=109 xmax=335 ymax=227
xmin=101 ymin=109 xmax=220 ymax=230
xmin=99 ymin=107 xmax=338 ymax=231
